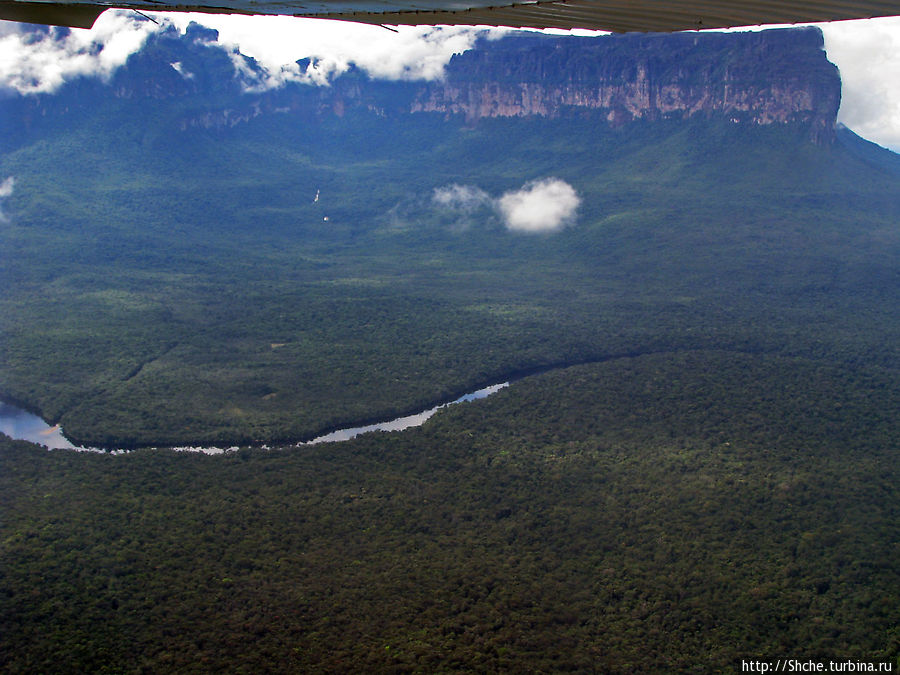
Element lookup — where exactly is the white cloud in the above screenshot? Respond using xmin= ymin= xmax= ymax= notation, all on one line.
xmin=497 ymin=178 xmax=580 ymax=233
xmin=820 ymin=18 xmax=900 ymax=151
xmin=433 ymin=184 xmax=491 ymax=210
xmin=430 ymin=179 xmax=581 ymax=233
xmin=0 ymin=12 xmax=156 ymax=94
xmin=428 ymin=184 xmax=494 ymax=231
xmin=158 ymin=14 xmax=501 ymax=89
xmin=0 ymin=13 xmax=499 ymax=94
xmin=0 ymin=175 xmax=14 ymax=221
xmin=714 ymin=18 xmax=900 ymax=152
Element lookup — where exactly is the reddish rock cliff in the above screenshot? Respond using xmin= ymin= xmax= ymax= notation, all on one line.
xmin=410 ymin=28 xmax=839 ymax=142
xmin=4 ymin=26 xmax=841 ymax=144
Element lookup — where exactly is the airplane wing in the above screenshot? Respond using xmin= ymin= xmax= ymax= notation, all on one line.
xmin=1 ymin=0 xmax=899 ymax=31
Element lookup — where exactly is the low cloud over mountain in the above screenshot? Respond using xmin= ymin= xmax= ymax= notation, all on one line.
xmin=433 ymin=185 xmax=492 ymax=212
xmin=2 ymin=14 xmax=900 ymax=151
xmin=0 ymin=12 xmax=496 ymax=94
xmin=161 ymin=15 xmax=498 ymax=89
xmin=0 ymin=13 xmax=156 ymax=94
xmin=432 ymin=179 xmax=581 ymax=233
xmin=498 ymin=179 xmax=581 ymax=233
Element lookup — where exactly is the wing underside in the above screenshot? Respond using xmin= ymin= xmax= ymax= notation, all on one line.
xmin=1 ymin=0 xmax=899 ymax=31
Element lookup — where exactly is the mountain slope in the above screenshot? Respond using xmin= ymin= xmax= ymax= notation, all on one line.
xmin=0 ymin=27 xmax=899 ymax=447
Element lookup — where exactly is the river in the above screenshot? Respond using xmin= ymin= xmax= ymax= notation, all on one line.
xmin=0 ymin=403 xmax=92 ymax=451
xmin=0 ymin=381 xmax=509 ymax=453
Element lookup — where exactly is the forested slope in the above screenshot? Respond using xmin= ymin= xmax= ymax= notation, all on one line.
xmin=2 ymin=27 xmax=899 ymax=447
xmin=2 ymin=114 xmax=899 ymax=446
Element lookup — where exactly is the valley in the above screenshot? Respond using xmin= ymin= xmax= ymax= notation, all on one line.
xmin=1 ymin=24 xmax=898 ymax=672
xmin=3 ymin=113 xmax=899 ymax=447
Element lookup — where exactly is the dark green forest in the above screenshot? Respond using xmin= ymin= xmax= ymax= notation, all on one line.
xmin=2 ymin=28 xmax=900 ymax=672
xmin=2 ymin=112 xmax=899 ymax=447
xmin=2 ymin=352 xmax=898 ymax=672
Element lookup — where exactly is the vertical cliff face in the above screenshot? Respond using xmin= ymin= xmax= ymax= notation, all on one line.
xmin=1 ymin=26 xmax=842 ymax=144
xmin=410 ymin=28 xmax=840 ymax=142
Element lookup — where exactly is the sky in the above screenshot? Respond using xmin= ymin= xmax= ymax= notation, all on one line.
xmin=1 ymin=13 xmax=900 ymax=151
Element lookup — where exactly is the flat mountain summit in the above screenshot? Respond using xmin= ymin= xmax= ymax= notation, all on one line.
xmin=5 ymin=26 xmax=840 ymax=143
xmin=415 ymin=29 xmax=840 ymax=138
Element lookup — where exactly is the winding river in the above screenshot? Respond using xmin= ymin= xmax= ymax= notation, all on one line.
xmin=0 ymin=381 xmax=510 ymax=454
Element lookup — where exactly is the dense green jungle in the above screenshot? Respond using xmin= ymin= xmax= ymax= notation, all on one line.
xmin=2 ymin=351 xmax=899 ymax=672
xmin=1 ymin=109 xmax=899 ymax=447
xmin=1 ymin=45 xmax=900 ymax=670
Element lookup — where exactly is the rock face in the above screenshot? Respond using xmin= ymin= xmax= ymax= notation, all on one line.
xmin=2 ymin=26 xmax=842 ymax=144
xmin=410 ymin=29 xmax=840 ymax=142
